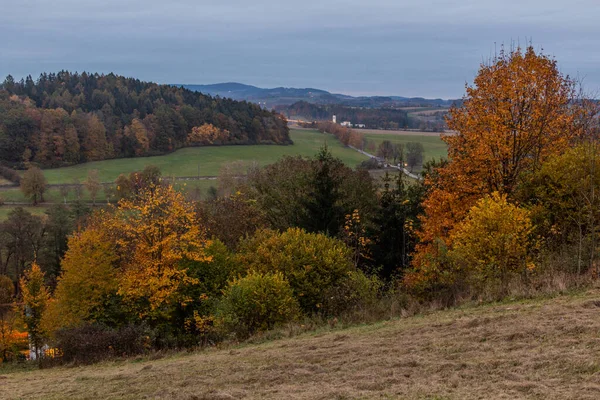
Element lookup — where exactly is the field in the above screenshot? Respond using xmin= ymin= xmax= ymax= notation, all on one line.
xmin=360 ymin=130 xmax=448 ymax=165
xmin=0 ymin=129 xmax=368 ymax=212
xmin=0 ymin=128 xmax=446 ymax=213
xmin=37 ymin=129 xmax=368 ymax=184
xmin=3 ymin=288 xmax=600 ymax=399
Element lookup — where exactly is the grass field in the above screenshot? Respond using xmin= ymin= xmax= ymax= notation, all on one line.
xmin=362 ymin=131 xmax=448 ymax=164
xmin=38 ymin=129 xmax=368 ymax=184
xmin=0 ymin=128 xmax=441 ymax=216
xmin=3 ymin=288 xmax=600 ymax=399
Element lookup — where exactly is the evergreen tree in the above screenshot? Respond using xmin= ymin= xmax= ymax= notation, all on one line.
xmin=302 ymin=146 xmax=343 ymax=235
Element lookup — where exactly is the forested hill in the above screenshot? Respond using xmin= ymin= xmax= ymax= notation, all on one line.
xmin=0 ymin=72 xmax=290 ymax=168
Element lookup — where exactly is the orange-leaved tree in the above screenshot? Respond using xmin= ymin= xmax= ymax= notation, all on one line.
xmin=407 ymin=46 xmax=589 ymax=290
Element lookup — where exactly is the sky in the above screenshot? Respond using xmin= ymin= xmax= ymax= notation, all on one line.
xmin=1 ymin=0 xmax=599 ymax=98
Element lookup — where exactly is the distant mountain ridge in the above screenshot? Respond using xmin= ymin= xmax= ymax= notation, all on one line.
xmin=177 ymin=83 xmax=456 ymax=108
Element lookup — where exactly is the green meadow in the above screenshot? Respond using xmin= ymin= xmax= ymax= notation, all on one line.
xmin=38 ymin=129 xmax=368 ymax=184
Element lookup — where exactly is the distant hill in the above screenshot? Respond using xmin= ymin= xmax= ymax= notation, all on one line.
xmin=177 ymin=83 xmax=457 ymax=108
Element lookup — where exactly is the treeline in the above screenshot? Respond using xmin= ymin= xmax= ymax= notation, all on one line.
xmin=279 ymin=100 xmax=447 ymax=131
xmin=0 ymin=72 xmax=290 ymax=168
xmin=277 ymin=101 xmax=414 ymax=130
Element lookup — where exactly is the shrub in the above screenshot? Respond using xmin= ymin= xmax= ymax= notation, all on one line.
xmin=449 ymin=192 xmax=536 ymax=292
xmin=55 ymin=324 xmax=150 ymax=365
xmin=322 ymin=270 xmax=382 ymax=316
xmin=0 ymin=165 xmax=21 ymax=185
xmin=237 ymin=228 xmax=354 ymax=312
xmin=358 ymin=158 xmax=382 ymax=170
xmin=218 ymin=271 xmax=300 ymax=339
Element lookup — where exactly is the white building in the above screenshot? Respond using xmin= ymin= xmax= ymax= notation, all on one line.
xmin=332 ymin=115 xmax=337 ymax=123
xmin=340 ymin=121 xmax=352 ymax=127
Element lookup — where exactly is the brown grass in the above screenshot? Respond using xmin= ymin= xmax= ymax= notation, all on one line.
xmin=3 ymin=289 xmax=600 ymax=399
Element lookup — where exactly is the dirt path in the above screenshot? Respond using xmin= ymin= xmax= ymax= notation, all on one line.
xmin=3 ymin=289 xmax=600 ymax=399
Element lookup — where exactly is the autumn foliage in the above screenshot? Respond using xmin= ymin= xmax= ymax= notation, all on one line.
xmin=407 ymin=46 xmax=592 ymax=290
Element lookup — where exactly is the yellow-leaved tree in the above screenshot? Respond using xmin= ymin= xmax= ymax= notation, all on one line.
xmin=106 ymin=184 xmax=212 ymax=318
xmin=50 ymin=183 xmax=212 ymax=329
xmin=19 ymin=263 xmax=49 ymax=361
xmin=187 ymin=123 xmax=229 ymax=145
xmin=44 ymin=222 xmax=119 ymax=331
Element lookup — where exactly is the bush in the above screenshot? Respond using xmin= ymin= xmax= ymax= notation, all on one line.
xmin=358 ymin=158 xmax=382 ymax=170
xmin=450 ymin=192 xmax=536 ymax=291
xmin=322 ymin=270 xmax=382 ymax=316
xmin=0 ymin=166 xmax=21 ymax=185
xmin=218 ymin=271 xmax=300 ymax=339
xmin=237 ymin=228 xmax=354 ymax=312
xmin=55 ymin=324 xmax=150 ymax=365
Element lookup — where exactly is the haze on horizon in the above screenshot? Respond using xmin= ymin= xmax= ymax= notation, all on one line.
xmin=1 ymin=0 xmax=599 ymax=99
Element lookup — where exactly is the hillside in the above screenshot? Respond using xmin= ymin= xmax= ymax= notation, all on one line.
xmin=181 ymin=82 xmax=457 ymax=108
xmin=0 ymin=72 xmax=290 ymax=169
xmin=3 ymin=288 xmax=600 ymax=399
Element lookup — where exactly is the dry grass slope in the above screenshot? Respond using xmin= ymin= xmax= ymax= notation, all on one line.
xmin=3 ymin=289 xmax=600 ymax=399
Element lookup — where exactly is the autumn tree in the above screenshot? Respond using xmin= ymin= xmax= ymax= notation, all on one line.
xmin=84 ymin=169 xmax=101 ymax=206
xmin=19 ymin=263 xmax=49 ymax=362
xmin=0 ymin=274 xmax=17 ymax=362
xmin=82 ymin=114 xmax=108 ymax=161
xmin=408 ymin=46 xmax=591 ymax=289
xmin=187 ymin=123 xmax=229 ymax=145
xmin=21 ymin=166 xmax=47 ymax=205
xmin=106 ymin=184 xmax=212 ymax=319
xmin=46 ymin=223 xmax=119 ymax=330
xmin=525 ymin=143 xmax=600 ymax=273
xmin=125 ymin=118 xmax=150 ymax=156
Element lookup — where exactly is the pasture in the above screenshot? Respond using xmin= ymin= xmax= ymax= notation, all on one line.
xmin=0 ymin=128 xmax=444 ymax=216
xmin=37 ymin=129 xmax=367 ymax=184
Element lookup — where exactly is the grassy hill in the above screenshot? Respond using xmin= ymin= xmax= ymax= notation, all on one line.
xmin=3 ymin=288 xmax=600 ymax=399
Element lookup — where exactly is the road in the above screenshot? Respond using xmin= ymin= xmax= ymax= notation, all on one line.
xmin=347 ymin=145 xmax=422 ymax=180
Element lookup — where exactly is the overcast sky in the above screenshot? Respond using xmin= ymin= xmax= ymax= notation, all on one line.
xmin=1 ymin=0 xmax=598 ymax=98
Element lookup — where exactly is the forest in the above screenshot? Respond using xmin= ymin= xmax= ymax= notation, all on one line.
xmin=2 ymin=47 xmax=600 ymax=368
xmin=0 ymin=72 xmax=290 ymax=169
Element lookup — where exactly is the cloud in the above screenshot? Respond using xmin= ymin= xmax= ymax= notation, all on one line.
xmin=1 ymin=0 xmax=598 ymax=98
